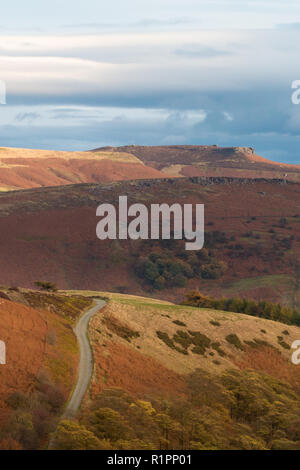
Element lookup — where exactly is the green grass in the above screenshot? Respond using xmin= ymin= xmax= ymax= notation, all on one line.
xmin=222 ymin=274 xmax=293 ymax=295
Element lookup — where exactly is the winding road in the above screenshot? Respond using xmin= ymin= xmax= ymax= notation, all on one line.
xmin=63 ymin=298 xmax=106 ymax=418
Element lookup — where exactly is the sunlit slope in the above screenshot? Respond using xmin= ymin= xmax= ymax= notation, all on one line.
xmin=65 ymin=291 xmax=300 ymax=396
xmin=0 ymin=147 xmax=165 ymax=190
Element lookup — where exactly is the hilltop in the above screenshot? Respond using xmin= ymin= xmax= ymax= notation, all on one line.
xmin=93 ymin=145 xmax=300 ymax=181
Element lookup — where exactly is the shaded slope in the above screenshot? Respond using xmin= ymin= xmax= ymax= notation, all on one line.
xmin=0 ymin=177 xmax=299 ymax=305
xmin=0 ymin=299 xmax=47 ymax=423
xmin=0 ymin=291 xmax=96 ymax=449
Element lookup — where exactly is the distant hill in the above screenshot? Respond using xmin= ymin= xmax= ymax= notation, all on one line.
xmin=92 ymin=145 xmax=300 ymax=181
xmin=0 ymin=145 xmax=299 ymax=192
xmin=0 ymin=147 xmax=165 ymax=191
xmin=0 ymin=176 xmax=299 ymax=306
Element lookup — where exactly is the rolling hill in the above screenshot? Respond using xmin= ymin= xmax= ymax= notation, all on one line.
xmin=0 ymin=177 xmax=299 ymax=305
xmin=1 ymin=143 xmax=300 ymax=450
xmin=0 ymin=147 xmax=165 ymax=191
xmin=87 ymin=292 xmax=300 ymax=392
xmin=92 ymin=145 xmax=300 ymax=182
xmin=0 ymin=145 xmax=299 ymax=192
xmin=0 ymin=288 xmax=299 ymax=449
xmin=53 ymin=291 xmax=300 ymax=450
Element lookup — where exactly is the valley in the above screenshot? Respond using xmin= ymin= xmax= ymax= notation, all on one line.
xmin=0 ymin=145 xmax=299 ymax=450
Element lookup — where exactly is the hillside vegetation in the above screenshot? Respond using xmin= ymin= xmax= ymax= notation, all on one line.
xmin=1 ymin=288 xmax=299 ymax=450
xmin=183 ymin=291 xmax=300 ymax=326
xmin=0 ymin=178 xmax=299 ymax=306
xmin=0 ymin=290 xmax=94 ymax=449
xmin=52 ymin=291 xmax=300 ymax=450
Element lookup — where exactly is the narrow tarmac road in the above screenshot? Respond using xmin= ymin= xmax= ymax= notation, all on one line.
xmin=63 ymin=298 xmax=106 ymax=417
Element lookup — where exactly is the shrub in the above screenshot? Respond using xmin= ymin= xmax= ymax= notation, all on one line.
xmin=53 ymin=420 xmax=111 ymax=450
xmin=6 ymin=392 xmax=29 ymax=410
xmin=173 ymin=320 xmax=186 ymax=327
xmin=182 ymin=291 xmax=300 ymax=326
xmin=35 ymin=281 xmax=57 ymax=292
xmin=225 ymin=334 xmax=244 ymax=351
xmin=134 ymin=248 xmax=226 ymax=290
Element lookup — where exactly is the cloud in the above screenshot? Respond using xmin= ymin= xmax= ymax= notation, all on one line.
xmin=0 ymin=31 xmax=289 ymax=104
xmin=2 ymin=104 xmax=300 ymax=165
xmin=276 ymin=23 xmax=300 ymax=30
xmin=2 ymin=0 xmax=300 ymax=35
xmin=15 ymin=112 xmax=40 ymax=122
xmin=174 ymin=44 xmax=231 ymax=58
xmin=0 ymin=28 xmax=299 ymax=164
xmin=63 ymin=17 xmax=199 ymax=32
xmin=0 ymin=29 xmax=298 ymax=100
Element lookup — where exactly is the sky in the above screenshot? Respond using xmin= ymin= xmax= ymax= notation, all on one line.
xmin=1 ymin=1 xmax=300 ymax=163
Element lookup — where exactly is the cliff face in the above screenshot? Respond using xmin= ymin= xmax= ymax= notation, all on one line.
xmin=233 ymin=146 xmax=255 ymax=154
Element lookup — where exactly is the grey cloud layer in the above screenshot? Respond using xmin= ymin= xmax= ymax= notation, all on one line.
xmin=1 ymin=29 xmax=300 ymax=163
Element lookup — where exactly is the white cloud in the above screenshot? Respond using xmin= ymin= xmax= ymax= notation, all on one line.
xmin=0 ymin=4 xmax=299 ymax=161
xmin=0 ymin=30 xmax=299 ymax=99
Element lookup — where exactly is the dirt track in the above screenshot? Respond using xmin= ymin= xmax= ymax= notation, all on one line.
xmin=64 ymin=299 xmax=106 ymax=417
